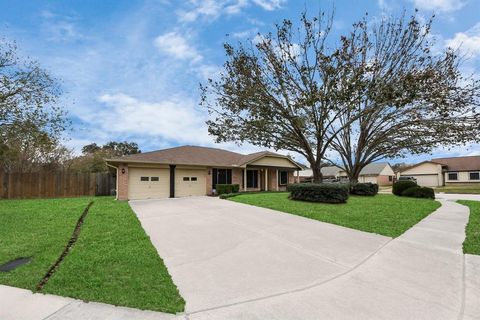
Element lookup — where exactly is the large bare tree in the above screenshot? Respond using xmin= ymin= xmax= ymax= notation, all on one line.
xmin=202 ymin=11 xmax=479 ymax=183
xmin=201 ymin=13 xmax=367 ymax=182
xmin=329 ymin=13 xmax=480 ymax=182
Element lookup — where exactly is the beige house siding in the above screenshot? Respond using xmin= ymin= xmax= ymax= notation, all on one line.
xmin=249 ymin=156 xmax=298 ymax=168
xmin=400 ymin=163 xmax=444 ymax=187
xmin=445 ymin=171 xmax=480 ymax=184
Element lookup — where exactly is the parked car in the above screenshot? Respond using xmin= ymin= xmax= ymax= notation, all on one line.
xmin=398 ymin=176 xmax=417 ymax=183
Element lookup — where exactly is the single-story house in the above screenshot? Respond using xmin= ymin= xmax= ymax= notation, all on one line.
xmin=399 ymin=155 xmax=480 ymax=187
xmin=339 ymin=162 xmax=395 ymax=185
xmin=107 ymin=145 xmax=302 ymax=200
xmin=296 ymin=165 xmax=343 ymax=183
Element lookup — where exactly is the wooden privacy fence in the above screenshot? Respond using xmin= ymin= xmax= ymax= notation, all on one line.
xmin=0 ymin=171 xmax=116 ymax=199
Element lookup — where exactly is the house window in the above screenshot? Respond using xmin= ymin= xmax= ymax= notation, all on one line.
xmin=191 ymin=177 xmax=198 ymax=181
xmin=388 ymin=176 xmax=393 ymax=182
xmin=448 ymin=172 xmax=458 ymax=181
xmin=151 ymin=177 xmax=159 ymax=181
xmin=183 ymin=177 xmax=190 ymax=181
xmin=469 ymin=172 xmax=480 ymax=180
xmin=140 ymin=176 xmax=149 ymax=181
xmin=212 ymin=169 xmax=232 ymax=188
xmin=246 ymin=170 xmax=258 ymax=188
xmin=279 ymin=171 xmax=288 ymax=186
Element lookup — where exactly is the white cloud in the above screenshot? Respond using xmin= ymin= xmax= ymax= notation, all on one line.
xmin=446 ymin=23 xmax=480 ymax=58
xmin=177 ymin=0 xmax=285 ymax=22
xmin=251 ymin=0 xmax=285 ymax=11
xmin=97 ymin=93 xmax=212 ymax=144
xmin=409 ymin=0 xmax=466 ymax=12
xmin=154 ymin=32 xmax=203 ymax=62
xmin=40 ymin=10 xmax=85 ymax=42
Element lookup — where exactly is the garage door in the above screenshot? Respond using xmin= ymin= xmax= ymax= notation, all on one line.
xmin=408 ymin=174 xmax=439 ymax=187
xmin=129 ymin=168 xmax=170 ymax=200
xmin=175 ymin=169 xmax=207 ymax=197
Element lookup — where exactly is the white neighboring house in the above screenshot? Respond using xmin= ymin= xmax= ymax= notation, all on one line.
xmin=339 ymin=162 xmax=395 ymax=186
xmin=399 ymin=156 xmax=480 ymax=187
xmin=296 ymin=165 xmax=343 ymax=182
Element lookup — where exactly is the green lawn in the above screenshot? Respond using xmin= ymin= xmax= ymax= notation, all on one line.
xmin=229 ymin=193 xmax=440 ymax=238
xmin=0 ymin=197 xmax=184 ymax=313
xmin=458 ymin=200 xmax=480 ymax=255
xmin=435 ymin=185 xmax=480 ymax=194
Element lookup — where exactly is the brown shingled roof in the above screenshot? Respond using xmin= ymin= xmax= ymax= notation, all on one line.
xmin=107 ymin=145 xmax=300 ymax=168
xmin=431 ymin=155 xmax=480 ymax=172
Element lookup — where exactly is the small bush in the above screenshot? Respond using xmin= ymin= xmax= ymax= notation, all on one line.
xmin=287 ymin=183 xmax=349 ymax=203
xmin=219 ymin=193 xmax=239 ymax=199
xmin=402 ymin=186 xmax=435 ymax=199
xmin=392 ymin=180 xmax=417 ymax=196
xmin=216 ymin=184 xmax=240 ymax=195
xmin=350 ymin=183 xmax=379 ymax=196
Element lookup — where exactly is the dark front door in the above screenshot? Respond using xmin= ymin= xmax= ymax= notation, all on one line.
xmin=246 ymin=170 xmax=258 ymax=188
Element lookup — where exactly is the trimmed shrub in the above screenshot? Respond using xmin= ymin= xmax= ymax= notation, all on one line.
xmin=350 ymin=183 xmax=379 ymax=196
xmin=216 ymin=184 xmax=240 ymax=195
xmin=392 ymin=180 xmax=417 ymax=196
xmin=402 ymin=186 xmax=435 ymax=199
xmin=287 ymin=183 xmax=349 ymax=203
xmin=219 ymin=193 xmax=239 ymax=199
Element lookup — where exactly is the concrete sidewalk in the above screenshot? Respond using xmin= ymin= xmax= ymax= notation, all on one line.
xmin=186 ymin=199 xmax=479 ymax=320
xmin=0 ymin=285 xmax=181 ymax=320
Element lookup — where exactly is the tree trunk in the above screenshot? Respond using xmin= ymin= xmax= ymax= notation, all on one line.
xmin=311 ymin=163 xmax=323 ymax=183
xmin=349 ymin=164 xmax=363 ymax=183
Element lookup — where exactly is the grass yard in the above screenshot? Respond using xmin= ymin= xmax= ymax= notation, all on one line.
xmin=229 ymin=192 xmax=440 ymax=238
xmin=457 ymin=200 xmax=480 ymax=255
xmin=0 ymin=197 xmax=184 ymax=313
xmin=435 ymin=184 xmax=480 ymax=194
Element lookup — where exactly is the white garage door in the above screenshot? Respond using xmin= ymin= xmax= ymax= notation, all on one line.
xmin=409 ymin=174 xmax=439 ymax=187
xmin=175 ymin=169 xmax=207 ymax=197
xmin=129 ymin=168 xmax=170 ymax=200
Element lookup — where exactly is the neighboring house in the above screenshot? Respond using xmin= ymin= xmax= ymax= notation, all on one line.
xmin=399 ymin=156 xmax=480 ymax=187
xmin=107 ymin=145 xmax=302 ymax=200
xmin=339 ymin=162 xmax=395 ymax=185
xmin=296 ymin=165 xmax=343 ymax=182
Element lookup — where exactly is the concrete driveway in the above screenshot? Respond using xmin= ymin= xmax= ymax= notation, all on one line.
xmin=130 ymin=197 xmax=390 ymax=313
xmin=131 ymin=196 xmax=480 ymax=320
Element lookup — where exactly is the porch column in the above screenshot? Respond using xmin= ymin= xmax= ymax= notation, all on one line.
xmin=296 ymin=170 xmax=300 ymax=183
xmin=265 ymin=169 xmax=268 ymax=191
xmin=276 ymin=169 xmax=279 ymax=191
xmin=243 ymin=168 xmax=247 ymax=192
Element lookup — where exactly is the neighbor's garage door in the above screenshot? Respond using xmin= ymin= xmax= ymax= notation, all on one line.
xmin=175 ymin=169 xmax=207 ymax=197
xmin=409 ymin=174 xmax=439 ymax=187
xmin=128 ymin=168 xmax=170 ymax=200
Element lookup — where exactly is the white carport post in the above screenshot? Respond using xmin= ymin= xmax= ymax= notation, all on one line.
xmin=243 ymin=168 xmax=247 ymax=192
xmin=265 ymin=169 xmax=268 ymax=191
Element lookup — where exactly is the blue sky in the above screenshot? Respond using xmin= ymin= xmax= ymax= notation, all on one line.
xmin=1 ymin=0 xmax=479 ymax=164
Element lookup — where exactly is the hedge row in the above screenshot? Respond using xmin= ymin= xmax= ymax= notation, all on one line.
xmin=216 ymin=184 xmax=240 ymax=195
xmin=287 ymin=183 xmax=349 ymax=203
xmin=401 ymin=186 xmax=435 ymax=199
xmin=392 ymin=181 xmax=435 ymax=199
xmin=349 ymin=182 xmax=379 ymax=196
xmin=392 ymin=180 xmax=417 ymax=196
